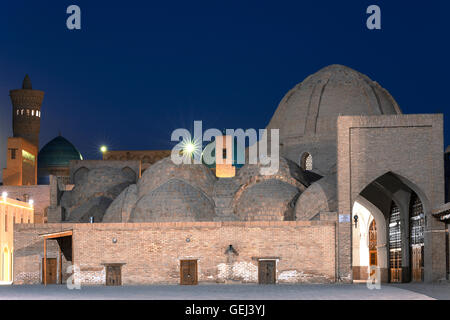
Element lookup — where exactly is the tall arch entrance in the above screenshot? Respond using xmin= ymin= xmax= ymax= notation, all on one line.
xmin=352 ymin=172 xmax=428 ymax=283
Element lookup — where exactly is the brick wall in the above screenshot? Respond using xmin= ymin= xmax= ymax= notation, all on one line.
xmin=337 ymin=114 xmax=446 ymax=282
xmin=14 ymin=221 xmax=336 ymax=285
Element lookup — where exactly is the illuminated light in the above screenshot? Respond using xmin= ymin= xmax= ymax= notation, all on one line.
xmin=185 ymin=142 xmax=195 ymax=154
xmin=178 ymin=138 xmax=202 ymax=161
xmin=0 ymin=200 xmax=33 ymax=211
xmin=100 ymin=145 xmax=108 ymax=153
xmin=2 ymin=192 xmax=7 ymax=199
xmin=29 ymin=199 xmax=34 ymax=206
xmin=22 ymin=150 xmax=35 ymax=163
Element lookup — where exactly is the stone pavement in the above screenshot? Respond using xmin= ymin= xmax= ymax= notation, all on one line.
xmin=0 ymin=283 xmax=445 ymax=300
xmin=391 ymin=282 xmax=450 ymax=300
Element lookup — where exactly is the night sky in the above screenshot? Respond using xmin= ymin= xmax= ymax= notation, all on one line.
xmin=1 ymin=1 xmax=449 ymax=182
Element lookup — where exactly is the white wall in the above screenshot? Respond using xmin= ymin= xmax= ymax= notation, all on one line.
xmin=352 ymin=201 xmax=373 ymax=268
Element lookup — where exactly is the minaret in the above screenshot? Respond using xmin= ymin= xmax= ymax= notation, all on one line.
xmin=10 ymin=75 xmax=44 ymax=148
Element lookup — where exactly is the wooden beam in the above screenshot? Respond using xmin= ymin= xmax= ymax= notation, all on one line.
xmin=41 ymin=230 xmax=73 ymax=239
xmin=43 ymin=239 xmax=47 ymax=286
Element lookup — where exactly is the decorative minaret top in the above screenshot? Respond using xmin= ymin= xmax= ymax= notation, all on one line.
xmin=10 ymin=75 xmax=45 ymax=148
xmin=22 ymin=74 xmax=32 ymax=89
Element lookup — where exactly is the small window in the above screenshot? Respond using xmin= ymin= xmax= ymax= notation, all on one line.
xmin=31 ymin=110 xmax=34 ymax=116
xmin=20 ymin=218 xmax=23 ymax=224
xmin=300 ymin=152 xmax=313 ymax=171
xmin=21 ymin=109 xmax=24 ymax=115
xmin=27 ymin=218 xmax=30 ymax=224
xmin=9 ymin=148 xmax=17 ymax=160
xmin=222 ymin=148 xmax=227 ymax=159
xmin=26 ymin=109 xmax=30 ymax=116
xmin=16 ymin=109 xmax=19 ymax=115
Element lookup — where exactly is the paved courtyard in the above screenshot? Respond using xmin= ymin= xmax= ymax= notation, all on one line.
xmin=0 ymin=283 xmax=449 ymax=300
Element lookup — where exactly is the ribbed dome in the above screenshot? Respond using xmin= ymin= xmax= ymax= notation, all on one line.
xmin=267 ymin=64 xmax=401 ymax=140
xmin=38 ymin=136 xmax=83 ymax=168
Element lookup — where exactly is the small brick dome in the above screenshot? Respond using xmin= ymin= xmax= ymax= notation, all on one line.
xmin=130 ymin=179 xmax=215 ymax=222
xmin=137 ymin=157 xmax=216 ymax=199
xmin=236 ymin=156 xmax=309 ymax=189
xmin=234 ymin=179 xmax=300 ymax=221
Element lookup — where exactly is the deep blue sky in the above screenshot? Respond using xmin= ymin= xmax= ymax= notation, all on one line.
xmin=1 ymin=1 xmax=449 ymax=181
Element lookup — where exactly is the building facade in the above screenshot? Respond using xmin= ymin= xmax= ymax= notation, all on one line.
xmin=8 ymin=64 xmax=450 ymax=285
xmin=0 ymin=194 xmax=33 ymax=284
xmin=2 ymin=137 xmax=38 ymax=186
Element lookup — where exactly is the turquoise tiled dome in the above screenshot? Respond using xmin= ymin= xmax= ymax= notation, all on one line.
xmin=38 ymin=136 xmax=83 ymax=168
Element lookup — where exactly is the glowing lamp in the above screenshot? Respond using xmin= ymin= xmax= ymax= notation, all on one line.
xmin=185 ymin=142 xmax=195 ymax=154
xmin=1 ymin=192 xmax=7 ymax=199
xmin=179 ymin=138 xmax=201 ymax=159
xmin=100 ymin=145 xmax=108 ymax=153
xmin=29 ymin=199 xmax=34 ymax=206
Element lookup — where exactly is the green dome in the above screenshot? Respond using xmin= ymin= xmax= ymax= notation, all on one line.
xmin=38 ymin=136 xmax=83 ymax=168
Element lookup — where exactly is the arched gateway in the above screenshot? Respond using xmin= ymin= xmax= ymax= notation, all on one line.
xmin=337 ymin=113 xmax=446 ymax=283
xmin=352 ymin=173 xmax=429 ymax=283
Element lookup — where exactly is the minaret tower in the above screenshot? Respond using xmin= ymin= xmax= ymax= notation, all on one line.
xmin=10 ymin=75 xmax=44 ymax=148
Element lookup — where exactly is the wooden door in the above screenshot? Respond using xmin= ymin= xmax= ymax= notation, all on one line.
xmin=42 ymin=258 xmax=57 ymax=284
xmin=411 ymin=246 xmax=424 ymax=282
xmin=180 ymin=260 xmax=198 ymax=285
xmin=106 ymin=265 xmax=122 ymax=286
xmin=258 ymin=260 xmax=276 ymax=284
xmin=390 ymin=250 xmax=402 ymax=283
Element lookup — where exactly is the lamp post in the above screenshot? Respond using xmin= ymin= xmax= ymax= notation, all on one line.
xmin=353 ymin=215 xmax=359 ymax=228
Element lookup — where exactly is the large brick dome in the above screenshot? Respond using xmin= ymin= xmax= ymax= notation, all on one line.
xmin=266 ymin=64 xmax=402 ymax=176
xmin=267 ymin=64 xmax=401 ymax=140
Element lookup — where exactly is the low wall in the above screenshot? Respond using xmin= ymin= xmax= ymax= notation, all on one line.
xmin=14 ymin=221 xmax=336 ymax=285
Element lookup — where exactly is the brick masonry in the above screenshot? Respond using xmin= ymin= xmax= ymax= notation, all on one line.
xmin=14 ymin=221 xmax=336 ymax=285
xmin=337 ymin=114 xmax=447 ymax=282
